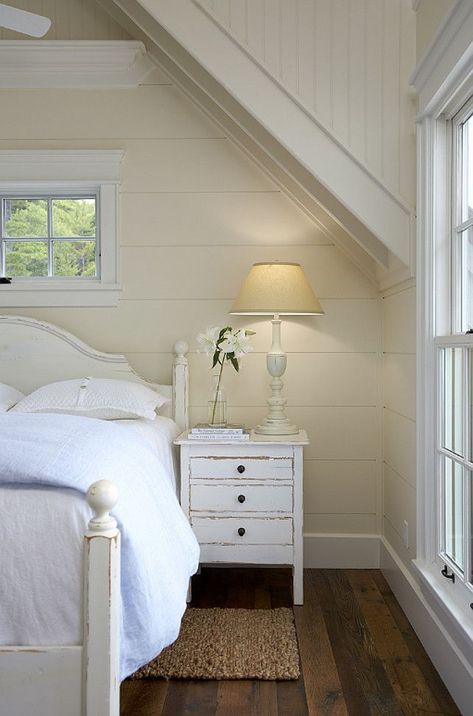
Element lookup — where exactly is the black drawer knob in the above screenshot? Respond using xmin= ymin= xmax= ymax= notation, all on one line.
xmin=238 ymin=527 xmax=246 ymax=537
xmin=237 ymin=494 xmax=246 ymax=503
xmin=237 ymin=464 xmax=245 ymax=474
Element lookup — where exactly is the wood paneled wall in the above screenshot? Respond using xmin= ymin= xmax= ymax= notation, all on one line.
xmin=382 ymin=282 xmax=416 ymax=569
xmin=195 ymin=0 xmax=416 ymax=206
xmin=0 ymin=68 xmax=381 ymax=542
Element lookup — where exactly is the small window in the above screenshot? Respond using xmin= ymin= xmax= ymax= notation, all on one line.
xmin=1 ymin=195 xmax=98 ymax=279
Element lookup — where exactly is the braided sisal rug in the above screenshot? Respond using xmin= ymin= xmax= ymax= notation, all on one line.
xmin=130 ymin=607 xmax=300 ymax=680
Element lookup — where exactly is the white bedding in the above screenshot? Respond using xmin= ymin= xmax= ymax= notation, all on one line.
xmin=0 ymin=414 xmax=195 ymax=677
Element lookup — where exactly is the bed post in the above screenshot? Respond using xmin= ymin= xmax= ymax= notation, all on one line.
xmin=173 ymin=340 xmax=189 ymax=432
xmin=84 ymin=480 xmax=120 ymax=716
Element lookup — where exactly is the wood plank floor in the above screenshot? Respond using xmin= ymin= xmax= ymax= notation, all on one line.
xmin=120 ymin=568 xmax=460 ymax=715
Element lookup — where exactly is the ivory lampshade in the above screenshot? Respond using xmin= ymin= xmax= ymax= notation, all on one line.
xmin=229 ymin=262 xmax=324 ymax=316
xmin=230 ymin=262 xmax=323 ymax=436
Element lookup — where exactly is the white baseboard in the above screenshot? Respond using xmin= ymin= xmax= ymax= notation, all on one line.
xmin=380 ymin=537 xmax=473 ymax=716
xmin=303 ymin=533 xmax=380 ymax=568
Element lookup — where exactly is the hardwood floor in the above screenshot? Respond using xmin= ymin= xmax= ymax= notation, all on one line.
xmin=120 ymin=568 xmax=460 ymax=715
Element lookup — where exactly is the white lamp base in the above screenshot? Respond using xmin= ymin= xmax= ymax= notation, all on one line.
xmin=254 ymin=317 xmax=299 ymax=436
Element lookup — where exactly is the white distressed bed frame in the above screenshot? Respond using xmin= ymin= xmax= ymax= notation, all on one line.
xmin=0 ymin=315 xmax=189 ymax=716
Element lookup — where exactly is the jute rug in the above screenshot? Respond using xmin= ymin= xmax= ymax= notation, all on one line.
xmin=131 ymin=607 xmax=300 ymax=680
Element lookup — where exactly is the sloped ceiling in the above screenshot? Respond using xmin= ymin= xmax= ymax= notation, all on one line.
xmin=100 ymin=0 xmax=416 ymax=285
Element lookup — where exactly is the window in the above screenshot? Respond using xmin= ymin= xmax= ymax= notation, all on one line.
xmin=0 ymin=150 xmax=123 ymax=307
xmin=1 ymin=196 xmax=98 ymax=279
xmin=434 ymin=97 xmax=473 ymax=606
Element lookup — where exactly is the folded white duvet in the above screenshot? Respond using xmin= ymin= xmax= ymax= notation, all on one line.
xmin=0 ymin=413 xmax=199 ymax=679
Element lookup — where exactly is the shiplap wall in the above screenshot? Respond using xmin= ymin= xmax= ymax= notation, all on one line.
xmin=0 ymin=0 xmax=130 ymax=39
xmin=0 ymin=66 xmax=381 ymax=545
xmin=194 ymin=0 xmax=416 ymax=206
xmin=382 ymin=282 xmax=416 ymax=570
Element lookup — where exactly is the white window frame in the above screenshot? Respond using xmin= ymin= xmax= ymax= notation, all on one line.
xmin=413 ymin=0 xmax=473 ymax=662
xmin=0 ymin=151 xmax=123 ymax=307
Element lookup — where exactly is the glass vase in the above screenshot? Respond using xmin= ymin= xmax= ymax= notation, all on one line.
xmin=208 ymin=372 xmax=227 ymax=427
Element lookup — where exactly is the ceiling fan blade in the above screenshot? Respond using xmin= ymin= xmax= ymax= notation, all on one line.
xmin=0 ymin=3 xmax=51 ymax=37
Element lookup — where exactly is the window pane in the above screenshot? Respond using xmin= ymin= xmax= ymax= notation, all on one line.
xmin=462 ymin=113 xmax=473 ymax=224
xmin=444 ymin=457 xmax=464 ymax=571
xmin=3 ymin=199 xmax=48 ymax=238
xmin=52 ymin=198 xmax=96 ymax=238
xmin=442 ymin=347 xmax=464 ymax=456
xmin=460 ymin=227 xmax=473 ymax=332
xmin=53 ymin=240 xmax=96 ymax=277
xmin=4 ymin=240 xmax=48 ymax=277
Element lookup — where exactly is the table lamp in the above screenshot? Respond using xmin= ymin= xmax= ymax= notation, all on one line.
xmin=230 ymin=262 xmax=324 ymax=435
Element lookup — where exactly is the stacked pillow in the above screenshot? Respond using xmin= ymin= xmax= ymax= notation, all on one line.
xmin=5 ymin=378 xmax=168 ymax=420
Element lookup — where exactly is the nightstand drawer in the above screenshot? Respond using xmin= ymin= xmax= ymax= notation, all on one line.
xmin=189 ymin=457 xmax=292 ymax=480
xmin=191 ymin=516 xmax=293 ymax=545
xmin=190 ymin=483 xmax=292 ymax=513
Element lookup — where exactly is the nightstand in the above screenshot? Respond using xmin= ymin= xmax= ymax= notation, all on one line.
xmin=174 ymin=430 xmax=309 ymax=605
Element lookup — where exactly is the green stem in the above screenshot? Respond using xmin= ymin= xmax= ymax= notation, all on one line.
xmin=211 ymin=358 xmax=225 ymax=424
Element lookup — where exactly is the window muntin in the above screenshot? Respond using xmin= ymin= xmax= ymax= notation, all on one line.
xmin=0 ymin=195 xmax=98 ymax=279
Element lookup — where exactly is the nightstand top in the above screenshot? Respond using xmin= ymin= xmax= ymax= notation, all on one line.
xmin=174 ymin=429 xmax=309 ymax=446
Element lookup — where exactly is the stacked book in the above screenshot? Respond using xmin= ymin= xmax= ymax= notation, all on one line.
xmin=188 ymin=424 xmax=250 ymax=441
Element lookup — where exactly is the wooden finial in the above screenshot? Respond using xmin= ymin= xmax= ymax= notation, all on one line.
xmin=173 ymin=339 xmax=188 ymax=362
xmin=86 ymin=480 xmax=118 ymax=532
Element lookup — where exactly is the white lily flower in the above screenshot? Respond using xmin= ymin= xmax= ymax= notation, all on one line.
xmin=219 ymin=329 xmax=253 ymax=358
xmin=197 ymin=326 xmax=221 ymax=356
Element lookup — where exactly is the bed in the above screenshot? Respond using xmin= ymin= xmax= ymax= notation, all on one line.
xmin=0 ymin=315 xmax=199 ymax=716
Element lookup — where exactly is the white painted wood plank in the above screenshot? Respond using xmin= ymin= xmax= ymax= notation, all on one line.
xmin=188 ymin=352 xmax=378 ymax=408
xmin=383 ymin=286 xmax=416 ymax=353
xmin=190 ymin=483 xmax=293 ymax=513
xmin=348 ymin=0 xmax=366 ymax=160
xmin=263 ymin=0 xmax=281 ymax=76
xmin=192 ymin=516 xmax=293 ymax=544
xmin=365 ymin=0 xmax=383 ymax=178
xmin=1 ymin=297 xmax=379 ymax=355
xmin=229 ymin=0 xmax=247 ymax=43
xmin=280 ymin=0 xmax=298 ymax=95
xmin=399 ymin=0 xmax=416 ymax=205
xmin=297 ymin=0 xmax=315 ymax=109
xmin=199 ymin=543 xmax=293 ymax=562
xmin=383 ymin=407 xmax=416 ymax=488
xmin=382 ymin=0 xmax=401 ymax=192
xmin=0 ymin=86 xmax=224 ymax=139
xmin=247 ymin=0 xmax=265 ymax=57
xmin=190 ymin=456 xmax=292 ymax=480
xmin=314 ymin=0 xmax=333 ymax=127
xmin=331 ymin=0 xmax=349 ymax=144
xmin=383 ymin=353 xmax=416 ymax=420
xmin=119 ymin=138 xmax=276 ymax=193
xmin=120 ymin=244 xmax=378 ymax=300
xmin=383 ymin=462 xmax=416 ymax=553
xmin=120 ymin=192 xmax=330 ymax=247
xmin=304 ymin=512 xmax=378 ymax=534
xmin=304 ymin=459 xmax=377 ymax=514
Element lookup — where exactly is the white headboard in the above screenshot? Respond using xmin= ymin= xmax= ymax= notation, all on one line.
xmin=0 ymin=316 xmax=189 ymax=432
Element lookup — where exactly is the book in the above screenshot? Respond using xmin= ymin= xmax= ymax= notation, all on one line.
xmin=190 ymin=423 xmax=245 ymax=435
xmin=188 ymin=432 xmax=250 ymax=441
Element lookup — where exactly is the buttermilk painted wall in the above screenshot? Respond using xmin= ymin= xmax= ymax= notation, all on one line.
xmin=0 ymin=0 xmax=382 ymax=553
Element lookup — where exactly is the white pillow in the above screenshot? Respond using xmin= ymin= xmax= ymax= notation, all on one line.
xmin=0 ymin=383 xmax=25 ymax=412
xmin=11 ymin=378 xmax=168 ymax=421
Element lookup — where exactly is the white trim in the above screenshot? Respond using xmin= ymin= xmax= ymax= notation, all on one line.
xmin=381 ymin=539 xmax=471 ymax=716
xmin=303 ymin=533 xmax=380 ymax=569
xmin=411 ymin=0 xmax=473 ymax=117
xmin=0 ymin=40 xmax=154 ymax=89
xmin=0 ymin=151 xmax=123 ymax=307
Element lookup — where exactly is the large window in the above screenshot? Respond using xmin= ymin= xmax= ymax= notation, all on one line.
xmin=1 ymin=195 xmax=98 ymax=279
xmin=435 ymin=97 xmax=473 ymax=603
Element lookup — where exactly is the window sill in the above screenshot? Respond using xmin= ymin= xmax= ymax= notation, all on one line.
xmin=0 ymin=282 xmax=121 ymax=307
xmin=412 ymin=559 xmax=473 ymax=662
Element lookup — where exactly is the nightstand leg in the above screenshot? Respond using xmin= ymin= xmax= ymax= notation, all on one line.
xmin=186 ymin=578 xmax=192 ymax=604
xmin=293 ymin=565 xmax=303 ymax=605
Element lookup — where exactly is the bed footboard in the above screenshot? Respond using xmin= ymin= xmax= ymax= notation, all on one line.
xmin=0 ymin=480 xmax=121 ymax=716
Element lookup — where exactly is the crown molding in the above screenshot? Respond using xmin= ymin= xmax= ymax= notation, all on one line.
xmin=0 ymin=40 xmax=154 ymax=88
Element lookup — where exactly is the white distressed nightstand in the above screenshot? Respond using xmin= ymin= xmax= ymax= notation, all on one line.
xmin=174 ymin=430 xmax=309 ymax=605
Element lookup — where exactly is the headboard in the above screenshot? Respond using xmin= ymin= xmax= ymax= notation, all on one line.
xmin=0 ymin=315 xmax=189 ymax=432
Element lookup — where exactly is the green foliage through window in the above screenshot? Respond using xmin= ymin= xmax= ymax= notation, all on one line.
xmin=1 ymin=196 xmax=97 ymax=278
